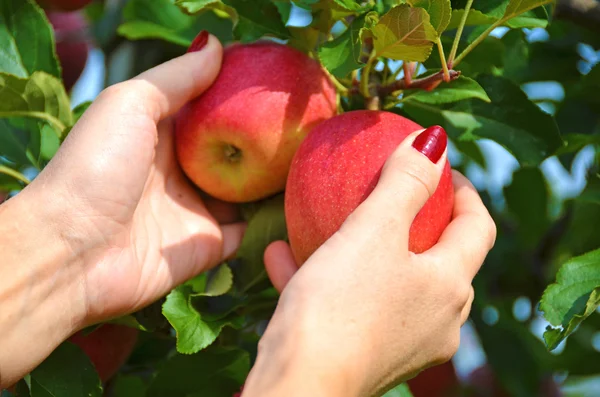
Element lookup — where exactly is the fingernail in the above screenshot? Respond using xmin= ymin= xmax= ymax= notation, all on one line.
xmin=188 ymin=30 xmax=209 ymax=53
xmin=411 ymin=125 xmax=447 ymax=163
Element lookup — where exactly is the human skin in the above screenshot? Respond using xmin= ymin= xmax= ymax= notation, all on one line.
xmin=0 ymin=35 xmax=245 ymax=387
xmin=0 ymin=33 xmax=496 ymax=395
xmin=245 ymin=131 xmax=496 ymax=396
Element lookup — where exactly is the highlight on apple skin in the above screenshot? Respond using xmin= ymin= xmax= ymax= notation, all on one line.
xmin=175 ymin=41 xmax=337 ymax=203
xmin=46 ymin=11 xmax=90 ymax=91
xmin=38 ymin=0 xmax=92 ymax=11
xmin=285 ymin=110 xmax=454 ymax=265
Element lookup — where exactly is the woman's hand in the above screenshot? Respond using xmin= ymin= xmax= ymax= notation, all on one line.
xmin=243 ymin=129 xmax=497 ymax=397
xmin=0 ymin=33 xmax=244 ymax=387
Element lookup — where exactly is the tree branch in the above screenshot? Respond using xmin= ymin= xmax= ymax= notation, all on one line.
xmin=377 ymin=69 xmax=461 ymax=97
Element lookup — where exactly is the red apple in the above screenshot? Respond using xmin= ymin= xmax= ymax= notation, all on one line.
xmin=175 ymin=41 xmax=337 ymax=203
xmin=285 ymin=110 xmax=454 ymax=265
xmin=408 ymin=361 xmax=460 ymax=397
xmin=69 ymin=324 xmax=139 ymax=382
xmin=46 ymin=11 xmax=90 ymax=91
xmin=466 ymin=365 xmax=562 ymax=397
xmin=38 ymin=0 xmax=92 ymax=11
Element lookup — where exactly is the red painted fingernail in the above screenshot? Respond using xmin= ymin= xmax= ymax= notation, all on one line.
xmin=188 ymin=30 xmax=209 ymax=53
xmin=412 ymin=125 xmax=447 ymax=163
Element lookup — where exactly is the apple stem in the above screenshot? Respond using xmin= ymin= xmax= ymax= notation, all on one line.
xmin=223 ymin=144 xmax=242 ymax=163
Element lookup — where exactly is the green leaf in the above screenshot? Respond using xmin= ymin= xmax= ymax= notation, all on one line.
xmin=318 ymin=15 xmax=365 ymax=78
xmin=403 ymin=74 xmax=563 ymax=166
xmin=29 ymin=342 xmax=103 ymax=397
xmin=119 ymin=0 xmax=234 ymax=46
xmin=503 ymin=0 xmax=553 ymax=21
xmin=540 ymin=248 xmax=600 ymax=350
xmin=370 ymin=4 xmax=437 ymax=61
xmin=225 ymin=0 xmax=290 ymax=42
xmin=146 ymin=347 xmax=249 ymax=397
xmin=112 ymin=375 xmax=147 ymax=397
xmin=504 ymin=167 xmax=550 ymax=248
xmin=383 ymin=383 xmax=414 ymax=397
xmin=333 ymin=0 xmax=374 ymax=12
xmin=404 ymin=75 xmax=490 ymax=104
xmin=186 ymin=263 xmax=234 ymax=297
xmin=407 ymin=0 xmax=451 ymax=34
xmin=0 ymin=72 xmax=73 ymax=137
xmin=447 ymin=8 xmax=497 ymax=30
xmin=162 ymin=285 xmax=243 ymax=354
xmin=0 ymin=0 xmax=60 ymax=78
xmin=233 ymin=194 xmax=287 ymax=292
xmin=176 ymin=0 xmax=238 ymax=20
xmin=555 ymin=134 xmax=600 ymax=156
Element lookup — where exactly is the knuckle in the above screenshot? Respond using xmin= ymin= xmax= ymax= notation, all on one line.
xmin=399 ymin=161 xmax=437 ymax=199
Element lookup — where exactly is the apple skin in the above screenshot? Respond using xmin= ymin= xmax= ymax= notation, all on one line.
xmin=466 ymin=365 xmax=562 ymax=397
xmin=285 ymin=110 xmax=454 ymax=265
xmin=38 ymin=0 xmax=92 ymax=11
xmin=68 ymin=324 xmax=139 ymax=383
xmin=175 ymin=41 xmax=337 ymax=203
xmin=46 ymin=11 xmax=90 ymax=91
xmin=407 ymin=361 xmax=460 ymax=397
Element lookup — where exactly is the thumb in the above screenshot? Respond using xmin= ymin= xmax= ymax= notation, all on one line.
xmin=342 ymin=126 xmax=448 ymax=240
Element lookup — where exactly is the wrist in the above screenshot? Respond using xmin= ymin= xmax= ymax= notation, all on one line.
xmin=242 ymin=294 xmax=365 ymax=397
xmin=0 ymin=188 xmax=88 ymax=386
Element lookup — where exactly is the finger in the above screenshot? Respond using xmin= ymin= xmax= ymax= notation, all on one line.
xmin=221 ymin=222 xmax=246 ymax=261
xmin=343 ymin=126 xmax=448 ymax=241
xmin=424 ymin=171 xmax=497 ymax=279
xmin=203 ymin=195 xmax=243 ymax=225
xmin=460 ymin=287 xmax=475 ymax=325
xmin=264 ymin=241 xmax=299 ymax=293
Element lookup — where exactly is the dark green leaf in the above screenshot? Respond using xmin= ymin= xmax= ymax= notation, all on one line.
xmin=407 ymin=0 xmax=451 ymax=34
xmin=233 ymin=194 xmax=287 ymax=292
xmin=404 ymin=75 xmax=490 ymax=104
xmin=119 ymin=0 xmax=234 ymax=46
xmin=0 ymin=72 xmax=73 ymax=137
xmin=146 ymin=347 xmax=249 ymax=397
xmin=504 ymin=167 xmax=550 ymax=248
xmin=29 ymin=342 xmax=102 ymax=397
xmin=446 ymin=8 xmax=496 ymax=29
xmin=404 ymin=74 xmax=563 ymax=166
xmin=112 ymin=375 xmax=146 ymax=397
xmin=0 ymin=0 xmax=60 ymax=77
xmin=370 ymin=4 xmax=437 ymax=61
xmin=225 ymin=0 xmax=290 ymax=42
xmin=318 ymin=15 xmax=364 ymax=78
xmin=540 ymin=248 xmax=600 ymax=350
xmin=333 ymin=0 xmax=374 ymax=12
xmin=503 ymin=0 xmax=553 ymax=21
xmin=453 ymin=139 xmax=486 ymax=168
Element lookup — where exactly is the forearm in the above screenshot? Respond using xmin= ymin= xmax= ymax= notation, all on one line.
xmin=0 ymin=189 xmax=87 ymax=388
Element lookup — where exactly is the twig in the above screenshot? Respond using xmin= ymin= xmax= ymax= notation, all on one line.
xmin=378 ymin=69 xmax=461 ymax=97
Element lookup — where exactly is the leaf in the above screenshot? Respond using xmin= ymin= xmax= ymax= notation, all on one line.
xmin=540 ymin=248 xmax=600 ymax=350
xmin=232 ymin=194 xmax=287 ymax=292
xmin=112 ymin=375 xmax=147 ymax=397
xmin=503 ymin=0 xmax=553 ymax=21
xmin=29 ymin=342 xmax=103 ymax=397
xmin=370 ymin=4 xmax=437 ymax=61
xmin=404 ymin=75 xmax=490 ymax=104
xmin=186 ymin=263 xmax=234 ymax=297
xmin=503 ymin=167 xmax=550 ymax=248
xmin=119 ymin=0 xmax=234 ymax=46
xmin=407 ymin=0 xmax=451 ymax=34
xmin=0 ymin=0 xmax=60 ymax=78
xmin=0 ymin=72 xmax=73 ymax=137
xmin=403 ymin=74 xmax=563 ymax=166
xmin=555 ymin=134 xmax=600 ymax=156
xmin=318 ymin=15 xmax=365 ymax=78
xmin=162 ymin=285 xmax=243 ymax=354
xmin=175 ymin=0 xmax=238 ymax=21
xmin=383 ymin=383 xmax=414 ymax=397
xmin=333 ymin=0 xmax=374 ymax=12
xmin=446 ymin=8 xmax=497 ymax=30
xmin=146 ymin=347 xmax=249 ymax=397
xmin=225 ymin=0 xmax=290 ymax=42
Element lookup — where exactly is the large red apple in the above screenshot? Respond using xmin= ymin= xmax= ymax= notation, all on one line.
xmin=285 ymin=110 xmax=454 ymax=265
xmin=38 ymin=0 xmax=92 ymax=11
xmin=69 ymin=324 xmax=139 ymax=382
xmin=408 ymin=361 xmax=460 ymax=397
xmin=175 ymin=41 xmax=337 ymax=203
xmin=46 ymin=11 xmax=90 ymax=91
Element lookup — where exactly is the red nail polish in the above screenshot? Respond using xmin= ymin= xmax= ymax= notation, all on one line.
xmin=412 ymin=125 xmax=447 ymax=163
xmin=188 ymin=30 xmax=209 ymax=53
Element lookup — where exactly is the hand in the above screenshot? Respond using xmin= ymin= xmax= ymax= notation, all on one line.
xmin=0 ymin=33 xmax=244 ymax=386
xmin=243 ymin=130 xmax=496 ymax=396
